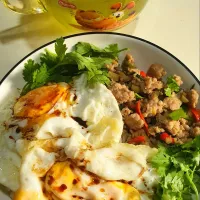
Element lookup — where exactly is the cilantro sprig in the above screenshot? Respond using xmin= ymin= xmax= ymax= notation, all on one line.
xmin=164 ymin=76 xmax=180 ymax=97
xmin=21 ymin=38 xmax=127 ymax=95
xmin=75 ymin=42 xmax=127 ymax=59
xmin=152 ymin=136 xmax=200 ymax=200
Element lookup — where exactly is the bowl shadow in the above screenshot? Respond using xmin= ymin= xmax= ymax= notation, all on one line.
xmin=0 ymin=13 xmax=139 ymax=50
xmin=0 ymin=13 xmax=69 ymax=50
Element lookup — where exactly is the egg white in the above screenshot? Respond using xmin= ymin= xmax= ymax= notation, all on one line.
xmin=0 ymin=75 xmax=159 ymax=200
xmin=69 ymin=75 xmax=123 ymax=148
xmin=73 ymin=143 xmax=157 ymax=181
xmin=14 ymin=130 xmax=158 ymax=200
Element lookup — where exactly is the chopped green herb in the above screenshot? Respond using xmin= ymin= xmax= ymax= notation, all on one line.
xmin=22 ymin=60 xmax=40 ymax=83
xmin=21 ymin=38 xmax=127 ymax=95
xmin=135 ymin=93 xmax=143 ymax=99
xmin=164 ymin=76 xmax=180 ymax=97
xmin=21 ymin=63 xmax=49 ymax=95
xmin=119 ymin=104 xmax=124 ymax=110
xmin=169 ymin=107 xmax=189 ymax=121
xmin=40 ymin=49 xmax=57 ymax=67
xmin=164 ymin=87 xmax=172 ymax=97
xmin=151 ymin=136 xmax=200 ymax=200
xmin=55 ymin=37 xmax=67 ymax=61
xmin=135 ymin=73 xmax=144 ymax=80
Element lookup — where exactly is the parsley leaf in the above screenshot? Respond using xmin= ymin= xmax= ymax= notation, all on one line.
xmin=152 ymin=136 xmax=200 ymax=200
xmin=182 ymin=137 xmax=200 ymax=150
xmin=87 ymin=69 xmax=110 ymax=85
xmin=75 ymin=42 xmax=92 ymax=55
xmin=164 ymin=76 xmax=180 ymax=97
xmin=40 ymin=49 xmax=57 ymax=67
xmin=48 ymin=74 xmax=72 ymax=83
xmin=31 ymin=64 xmax=49 ymax=89
xmin=21 ymin=64 xmax=49 ymax=95
xmin=151 ymin=145 xmax=171 ymax=176
xmin=169 ymin=107 xmax=189 ymax=120
xmin=104 ymin=44 xmax=128 ymax=59
xmin=55 ymin=37 xmax=67 ymax=61
xmin=75 ymin=42 xmax=127 ymax=59
xmin=66 ymin=52 xmax=95 ymax=71
xmin=21 ymin=38 xmax=127 ymax=95
xmin=91 ymin=57 xmax=113 ymax=69
xmin=23 ymin=59 xmax=40 ymax=82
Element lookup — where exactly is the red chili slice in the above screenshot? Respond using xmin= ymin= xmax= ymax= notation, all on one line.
xmin=191 ymin=108 xmax=200 ymax=122
xmin=128 ymin=136 xmax=146 ymax=144
xmin=140 ymin=71 xmax=147 ymax=77
xmin=160 ymin=133 xmax=170 ymax=140
xmin=160 ymin=132 xmax=174 ymax=144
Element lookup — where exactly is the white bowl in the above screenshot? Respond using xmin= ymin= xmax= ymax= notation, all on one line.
xmin=0 ymin=32 xmax=199 ymax=200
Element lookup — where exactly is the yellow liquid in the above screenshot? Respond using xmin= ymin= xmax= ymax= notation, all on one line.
xmin=42 ymin=0 xmax=148 ymax=31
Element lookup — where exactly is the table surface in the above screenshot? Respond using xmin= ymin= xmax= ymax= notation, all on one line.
xmin=0 ymin=0 xmax=199 ymax=81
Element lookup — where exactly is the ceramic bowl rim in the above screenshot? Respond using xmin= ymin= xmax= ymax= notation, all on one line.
xmin=0 ymin=32 xmax=199 ymax=86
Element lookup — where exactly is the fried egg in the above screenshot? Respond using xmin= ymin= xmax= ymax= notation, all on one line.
xmin=12 ymin=74 xmax=123 ymax=148
xmin=0 ymin=75 xmax=123 ymax=192
xmin=13 ymin=145 xmax=56 ymax=200
xmin=12 ymin=128 xmax=158 ymax=200
xmin=69 ymin=75 xmax=123 ymax=147
xmin=0 ymin=75 xmax=158 ymax=200
xmin=14 ymin=84 xmax=68 ymax=118
xmin=44 ymin=161 xmax=140 ymax=200
xmin=71 ymin=143 xmax=157 ymax=181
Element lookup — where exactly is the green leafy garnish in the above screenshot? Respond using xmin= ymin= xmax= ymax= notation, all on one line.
xmin=164 ymin=87 xmax=172 ymax=97
xmin=21 ymin=38 xmax=127 ymax=95
xmin=164 ymin=76 xmax=180 ymax=97
xmin=75 ymin=42 xmax=128 ymax=59
xmin=55 ymin=37 xmax=67 ymax=61
xmin=135 ymin=73 xmax=144 ymax=80
xmin=169 ymin=107 xmax=189 ymax=120
xmin=152 ymin=136 xmax=200 ymax=200
xmin=135 ymin=93 xmax=143 ymax=99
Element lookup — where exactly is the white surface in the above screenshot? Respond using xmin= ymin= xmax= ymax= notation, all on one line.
xmin=0 ymin=33 xmax=199 ymax=200
xmin=0 ymin=0 xmax=199 ymax=80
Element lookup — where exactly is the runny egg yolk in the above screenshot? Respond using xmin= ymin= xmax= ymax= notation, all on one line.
xmin=14 ymin=84 xmax=69 ymax=118
xmin=13 ymin=189 xmax=47 ymax=200
xmin=111 ymin=182 xmax=141 ymax=200
xmin=44 ymin=161 xmax=141 ymax=200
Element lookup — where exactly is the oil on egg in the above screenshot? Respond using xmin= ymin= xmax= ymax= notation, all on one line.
xmin=44 ymin=161 xmax=141 ymax=200
xmin=12 ymin=130 xmax=158 ymax=200
xmin=0 ymin=74 xmax=159 ymax=200
xmin=12 ymin=75 xmax=123 ymax=148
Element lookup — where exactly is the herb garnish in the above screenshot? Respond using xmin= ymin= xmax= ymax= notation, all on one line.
xmin=164 ymin=76 xmax=180 ymax=97
xmin=21 ymin=38 xmax=127 ymax=95
xmin=152 ymin=136 xmax=200 ymax=200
